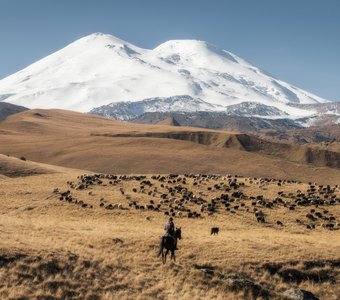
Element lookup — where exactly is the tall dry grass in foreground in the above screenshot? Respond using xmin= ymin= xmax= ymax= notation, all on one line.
xmin=0 ymin=172 xmax=339 ymax=299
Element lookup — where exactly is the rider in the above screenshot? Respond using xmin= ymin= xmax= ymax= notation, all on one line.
xmin=164 ymin=217 xmax=178 ymax=250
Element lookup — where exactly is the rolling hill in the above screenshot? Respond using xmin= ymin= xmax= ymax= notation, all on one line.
xmin=1 ymin=109 xmax=339 ymax=300
xmin=0 ymin=109 xmax=339 ymax=185
xmin=0 ymin=102 xmax=28 ymax=121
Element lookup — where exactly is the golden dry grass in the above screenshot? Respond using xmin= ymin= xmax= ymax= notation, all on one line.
xmin=0 ymin=109 xmax=339 ymax=185
xmin=0 ymin=109 xmax=340 ymax=299
xmin=0 ymin=166 xmax=339 ymax=299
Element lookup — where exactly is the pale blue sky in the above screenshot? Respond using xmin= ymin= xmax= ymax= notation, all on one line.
xmin=0 ymin=0 xmax=339 ymax=100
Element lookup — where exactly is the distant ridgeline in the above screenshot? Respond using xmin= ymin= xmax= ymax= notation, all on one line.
xmin=0 ymin=102 xmax=28 ymax=121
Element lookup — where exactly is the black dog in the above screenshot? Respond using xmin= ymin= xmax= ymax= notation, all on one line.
xmin=210 ymin=227 xmax=219 ymax=235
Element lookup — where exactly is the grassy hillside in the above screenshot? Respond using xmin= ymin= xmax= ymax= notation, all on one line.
xmin=0 ymin=109 xmax=339 ymax=299
xmin=0 ymin=109 xmax=339 ymax=185
xmin=0 ymin=167 xmax=339 ymax=299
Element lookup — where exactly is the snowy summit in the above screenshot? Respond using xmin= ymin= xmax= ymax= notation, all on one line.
xmin=0 ymin=33 xmax=331 ymax=118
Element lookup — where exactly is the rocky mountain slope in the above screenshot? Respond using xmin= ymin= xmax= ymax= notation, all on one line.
xmin=0 ymin=102 xmax=28 ymax=121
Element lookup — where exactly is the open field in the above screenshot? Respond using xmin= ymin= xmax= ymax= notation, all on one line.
xmin=0 ymin=158 xmax=339 ymax=299
xmin=0 ymin=109 xmax=340 ymax=299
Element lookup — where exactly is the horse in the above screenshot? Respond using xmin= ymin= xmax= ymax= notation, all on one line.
xmin=158 ymin=227 xmax=182 ymax=264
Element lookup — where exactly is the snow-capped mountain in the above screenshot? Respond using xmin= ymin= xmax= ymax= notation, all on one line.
xmin=0 ymin=33 xmax=332 ymax=118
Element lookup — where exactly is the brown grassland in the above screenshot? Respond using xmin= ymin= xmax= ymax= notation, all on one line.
xmin=0 ymin=109 xmax=339 ymax=184
xmin=0 ymin=110 xmax=339 ymax=299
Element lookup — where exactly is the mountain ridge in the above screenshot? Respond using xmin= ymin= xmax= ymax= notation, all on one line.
xmin=0 ymin=33 xmax=332 ymax=117
xmin=0 ymin=102 xmax=28 ymax=121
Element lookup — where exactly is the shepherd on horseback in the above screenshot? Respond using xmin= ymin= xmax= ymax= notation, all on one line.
xmin=158 ymin=217 xmax=182 ymax=264
xmin=164 ymin=217 xmax=178 ymax=250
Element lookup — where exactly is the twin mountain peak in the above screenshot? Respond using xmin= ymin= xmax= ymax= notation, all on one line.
xmin=0 ymin=32 xmax=338 ymax=127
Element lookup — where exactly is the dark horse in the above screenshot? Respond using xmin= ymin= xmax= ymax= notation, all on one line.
xmin=158 ymin=227 xmax=182 ymax=264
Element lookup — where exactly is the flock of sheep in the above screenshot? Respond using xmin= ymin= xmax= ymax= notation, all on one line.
xmin=51 ymin=173 xmax=340 ymax=231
